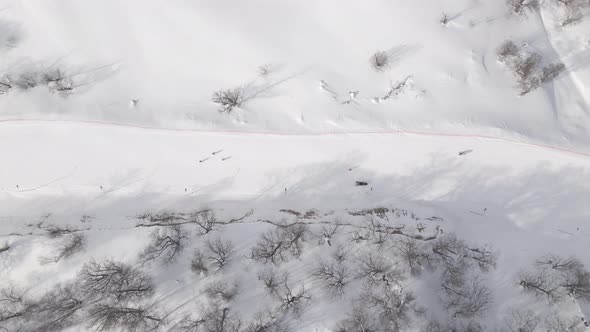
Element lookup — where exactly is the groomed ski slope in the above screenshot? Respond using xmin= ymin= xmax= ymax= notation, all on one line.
xmin=2 ymin=120 xmax=590 ymax=330
xmin=2 ymin=0 xmax=590 ymax=330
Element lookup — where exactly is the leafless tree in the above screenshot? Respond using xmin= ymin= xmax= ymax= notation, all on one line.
xmin=258 ymin=269 xmax=288 ymax=298
xmin=190 ymin=210 xmax=219 ymax=235
xmin=370 ymin=50 xmax=391 ymax=71
xmin=0 ymin=286 xmax=27 ymax=329
xmin=441 ymin=271 xmax=491 ymax=318
xmin=395 ymin=237 xmax=432 ymax=275
xmin=503 ymin=309 xmax=542 ymax=332
xmin=356 ymin=253 xmax=404 ymax=288
xmin=312 ymin=260 xmax=351 ymax=297
xmin=42 ymin=68 xmax=74 ymax=94
xmin=212 ymin=88 xmax=244 ymax=113
xmin=543 ymin=313 xmax=588 ymax=331
xmin=497 ymin=40 xmax=520 ymax=63
xmin=13 ymin=72 xmax=39 ymax=90
xmin=510 ymin=0 xmax=539 ymax=15
xmin=276 ymin=280 xmax=311 ymax=315
xmin=43 ymin=224 xmax=79 ymax=238
xmin=178 ymin=302 xmax=242 ymax=332
xmin=202 ymin=304 xmax=242 ymax=332
xmin=431 ymin=234 xmax=497 ymax=272
xmin=519 ymin=254 xmax=590 ymax=302
xmin=205 ymin=280 xmax=239 ymax=303
xmin=0 ymin=242 xmax=9 ymax=255
xmin=360 ymin=283 xmax=415 ymax=332
xmin=440 ymin=13 xmax=450 ymax=26
xmin=0 ymin=75 xmax=12 ymax=94
xmin=205 ymin=238 xmax=235 ymax=273
xmin=535 ymin=254 xmax=583 ymax=272
xmin=496 ymin=41 xmax=565 ymax=95
xmin=177 ymin=315 xmax=206 ymax=332
xmin=519 ymin=271 xmax=563 ymax=302
xmin=78 ymin=259 xmax=154 ymax=302
xmin=331 ymin=245 xmax=349 ymax=264
xmin=140 ymin=225 xmax=187 ymax=264
xmin=257 ymin=64 xmax=274 ymax=78
xmin=243 ymin=309 xmax=288 ymax=332
xmin=41 ymin=233 xmax=86 ymax=264
xmin=380 ymin=76 xmax=411 ymax=101
xmin=88 ymin=303 xmax=162 ymax=332
xmin=555 ymin=0 xmax=589 ymax=27
xmin=336 ymin=306 xmax=377 ymax=332
xmin=318 ymin=223 xmax=339 ymax=246
xmin=562 ymin=268 xmax=590 ymax=301
xmin=192 ymin=250 xmax=209 ymax=275
xmin=25 ymin=283 xmax=82 ymax=331
xmin=251 ymin=224 xmax=308 ymax=264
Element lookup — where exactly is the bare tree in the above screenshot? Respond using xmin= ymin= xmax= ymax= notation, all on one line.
xmin=0 ymin=75 xmax=13 ymax=94
xmin=562 ymin=268 xmax=590 ymax=301
xmin=258 ymin=269 xmax=288 ymax=298
xmin=395 ymin=237 xmax=432 ymax=275
xmin=440 ymin=13 xmax=449 ymax=26
xmin=331 ymin=245 xmax=349 ymax=264
xmin=336 ymin=306 xmax=378 ymax=332
xmin=519 ymin=271 xmax=563 ymax=302
xmin=312 ymin=260 xmax=351 ymax=297
xmin=190 ymin=210 xmax=219 ymax=235
xmin=496 ymin=41 xmax=565 ymax=95
xmin=140 ymin=225 xmax=187 ymax=264
xmin=88 ymin=303 xmax=162 ymax=332
xmin=535 ymin=254 xmax=583 ymax=272
xmin=192 ymin=250 xmax=209 ymax=276
xmin=177 ymin=314 xmax=206 ymax=332
xmin=503 ymin=309 xmax=542 ymax=332
xmin=510 ymin=0 xmax=539 ymax=15
xmin=212 ymin=88 xmax=244 ymax=113
xmin=497 ymin=40 xmax=520 ymax=63
xmin=318 ymin=223 xmax=339 ymax=246
xmin=201 ymin=303 xmax=242 ymax=332
xmin=205 ymin=280 xmax=239 ymax=303
xmin=42 ymin=68 xmax=74 ymax=94
xmin=554 ymin=0 xmax=589 ymax=27
xmin=243 ymin=309 xmax=288 ymax=332
xmin=360 ymin=283 xmax=415 ymax=332
xmin=275 ymin=279 xmax=311 ymax=315
xmin=41 ymin=233 xmax=86 ymax=264
xmin=356 ymin=253 xmax=404 ymax=288
xmin=519 ymin=255 xmax=590 ymax=302
xmin=205 ymin=238 xmax=235 ymax=273
xmin=13 ymin=72 xmax=39 ymax=90
xmin=370 ymin=51 xmax=391 ymax=71
xmin=440 ymin=273 xmax=491 ymax=318
xmin=431 ymin=234 xmax=497 ymax=272
xmin=0 ymin=242 xmax=9 ymax=255
xmin=251 ymin=224 xmax=308 ymax=264
xmin=78 ymin=259 xmax=154 ymax=302
xmin=178 ymin=302 xmax=242 ymax=332
xmin=26 ymin=283 xmax=82 ymax=331
xmin=0 ymin=286 xmax=27 ymax=329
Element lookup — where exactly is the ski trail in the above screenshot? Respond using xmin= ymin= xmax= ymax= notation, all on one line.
xmin=1 ymin=119 xmax=590 ymax=159
xmin=3 ymin=166 xmax=78 ymax=193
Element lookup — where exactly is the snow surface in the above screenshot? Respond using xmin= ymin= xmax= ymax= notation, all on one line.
xmin=1 ymin=0 xmax=590 ymax=331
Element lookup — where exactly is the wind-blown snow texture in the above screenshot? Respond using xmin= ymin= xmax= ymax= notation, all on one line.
xmin=1 ymin=0 xmax=590 ymax=331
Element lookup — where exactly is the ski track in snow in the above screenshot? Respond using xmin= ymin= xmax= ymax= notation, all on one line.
xmin=2 ymin=118 xmax=590 ymax=159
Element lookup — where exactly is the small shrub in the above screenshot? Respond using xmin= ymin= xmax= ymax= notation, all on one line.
xmin=370 ymin=50 xmax=391 ymax=71
xmin=212 ymin=88 xmax=243 ymax=113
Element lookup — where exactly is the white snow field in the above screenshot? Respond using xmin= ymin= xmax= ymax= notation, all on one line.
xmin=2 ymin=0 xmax=590 ymax=331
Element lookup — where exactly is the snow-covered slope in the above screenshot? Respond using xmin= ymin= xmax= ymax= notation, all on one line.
xmin=2 ymin=1 xmax=590 ymax=331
